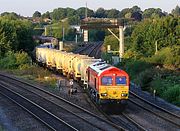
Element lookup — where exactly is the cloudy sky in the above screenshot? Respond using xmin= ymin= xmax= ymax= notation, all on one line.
xmin=0 ymin=0 xmax=179 ymax=16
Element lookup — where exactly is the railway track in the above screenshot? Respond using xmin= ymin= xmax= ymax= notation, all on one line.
xmin=74 ymin=41 xmax=103 ymax=58
xmin=83 ymin=86 xmax=146 ymax=131
xmin=128 ymin=91 xmax=180 ymax=128
xmin=87 ymin=42 xmax=103 ymax=58
xmin=109 ymin=113 xmax=147 ymax=131
xmin=0 ymin=84 xmax=77 ymax=131
xmin=0 ymin=73 xmax=124 ymax=131
xmin=73 ymin=42 xmax=95 ymax=54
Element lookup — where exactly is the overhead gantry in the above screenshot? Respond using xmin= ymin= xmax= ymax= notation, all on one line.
xmin=80 ymin=18 xmax=129 ymax=61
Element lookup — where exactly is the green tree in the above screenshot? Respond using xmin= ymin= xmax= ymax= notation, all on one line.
xmin=131 ymin=17 xmax=179 ymax=57
xmin=33 ymin=11 xmax=41 ymax=18
xmin=106 ymin=9 xmax=120 ymax=18
xmin=76 ymin=7 xmax=94 ymax=19
xmin=143 ymin=8 xmax=165 ymax=18
xmin=171 ymin=5 xmax=180 ymax=16
xmin=119 ymin=8 xmax=131 ymax=18
xmin=95 ymin=8 xmax=107 ymax=18
xmin=52 ymin=8 xmax=66 ymax=21
xmin=1 ymin=12 xmax=20 ymax=20
xmin=89 ymin=30 xmax=105 ymax=41
xmin=132 ymin=6 xmax=141 ymax=13
xmin=42 ymin=11 xmax=51 ymax=19
xmin=66 ymin=8 xmax=76 ymax=17
xmin=68 ymin=15 xmax=80 ymax=25
xmin=104 ymin=35 xmax=118 ymax=51
xmin=0 ymin=17 xmax=35 ymax=56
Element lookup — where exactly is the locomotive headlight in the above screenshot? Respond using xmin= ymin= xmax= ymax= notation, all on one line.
xmin=121 ymin=93 xmax=128 ymax=97
xmin=101 ymin=93 xmax=107 ymax=97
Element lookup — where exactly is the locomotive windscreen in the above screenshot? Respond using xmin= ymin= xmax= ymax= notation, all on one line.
xmin=101 ymin=76 xmax=113 ymax=85
xmin=115 ymin=76 xmax=126 ymax=85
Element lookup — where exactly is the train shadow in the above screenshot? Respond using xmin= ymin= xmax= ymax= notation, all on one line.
xmin=100 ymin=103 xmax=127 ymax=115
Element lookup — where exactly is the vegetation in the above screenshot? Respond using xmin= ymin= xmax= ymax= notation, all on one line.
xmin=0 ymin=5 xmax=179 ymax=106
xmin=0 ymin=51 xmax=31 ymax=70
xmin=102 ymin=6 xmax=179 ymax=106
xmin=38 ymin=5 xmax=170 ymax=22
xmin=0 ymin=16 xmax=36 ymax=57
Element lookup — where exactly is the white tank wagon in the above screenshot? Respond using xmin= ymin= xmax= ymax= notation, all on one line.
xmin=65 ymin=53 xmax=80 ymax=78
xmin=49 ymin=49 xmax=57 ymax=69
xmin=80 ymin=58 xmax=101 ymax=85
xmin=61 ymin=52 xmax=75 ymax=76
xmin=71 ymin=55 xmax=90 ymax=80
xmin=36 ymin=47 xmax=101 ymax=84
xmin=36 ymin=48 xmax=48 ymax=65
xmin=54 ymin=51 xmax=67 ymax=72
xmin=45 ymin=49 xmax=57 ymax=68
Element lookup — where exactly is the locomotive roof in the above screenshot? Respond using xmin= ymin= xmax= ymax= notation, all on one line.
xmin=89 ymin=61 xmax=115 ymax=75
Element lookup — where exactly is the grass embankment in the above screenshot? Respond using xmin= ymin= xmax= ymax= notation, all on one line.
xmin=10 ymin=66 xmax=58 ymax=89
xmin=122 ymin=60 xmax=180 ymax=107
xmin=0 ymin=51 xmax=58 ymax=89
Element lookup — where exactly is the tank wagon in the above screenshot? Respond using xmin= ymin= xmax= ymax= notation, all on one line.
xmin=36 ymin=46 xmax=129 ymax=104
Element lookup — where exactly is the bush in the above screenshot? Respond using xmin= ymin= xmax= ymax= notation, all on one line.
xmin=134 ymin=68 xmax=155 ymax=90
xmin=150 ymin=78 xmax=167 ymax=96
xmin=0 ymin=51 xmax=31 ymax=70
xmin=149 ymin=46 xmax=180 ymax=68
xmin=124 ymin=60 xmax=152 ymax=80
xmin=0 ymin=51 xmax=17 ymax=69
xmin=15 ymin=51 xmax=31 ymax=69
xmin=162 ymin=85 xmax=180 ymax=106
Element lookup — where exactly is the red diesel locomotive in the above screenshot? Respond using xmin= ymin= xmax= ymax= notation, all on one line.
xmin=87 ymin=61 xmax=129 ymax=104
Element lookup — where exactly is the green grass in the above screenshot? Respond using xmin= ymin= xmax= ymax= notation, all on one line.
xmin=4 ymin=65 xmax=58 ymax=89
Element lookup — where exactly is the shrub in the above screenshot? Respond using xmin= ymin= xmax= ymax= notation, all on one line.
xmin=124 ymin=60 xmax=153 ymax=80
xmin=162 ymin=85 xmax=180 ymax=106
xmin=149 ymin=46 xmax=180 ymax=68
xmin=0 ymin=51 xmax=31 ymax=70
xmin=15 ymin=51 xmax=31 ymax=69
xmin=150 ymin=78 xmax=167 ymax=96
xmin=0 ymin=51 xmax=17 ymax=69
xmin=134 ymin=68 xmax=155 ymax=90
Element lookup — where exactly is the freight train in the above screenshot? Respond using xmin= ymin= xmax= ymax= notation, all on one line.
xmin=36 ymin=46 xmax=129 ymax=104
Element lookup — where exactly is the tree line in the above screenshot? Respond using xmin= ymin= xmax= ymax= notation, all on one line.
xmin=32 ymin=5 xmax=180 ymax=24
xmin=0 ymin=5 xmax=179 ymax=57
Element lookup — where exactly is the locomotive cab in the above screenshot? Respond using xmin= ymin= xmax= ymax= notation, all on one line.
xmin=87 ymin=62 xmax=129 ymax=104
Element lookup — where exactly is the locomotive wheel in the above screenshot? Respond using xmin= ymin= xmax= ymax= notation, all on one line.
xmin=95 ymin=95 xmax=100 ymax=104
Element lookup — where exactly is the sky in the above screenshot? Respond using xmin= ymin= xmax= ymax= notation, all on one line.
xmin=0 ymin=0 xmax=179 ymax=17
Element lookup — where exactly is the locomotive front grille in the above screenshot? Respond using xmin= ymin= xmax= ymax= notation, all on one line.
xmin=99 ymin=86 xmax=129 ymax=100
